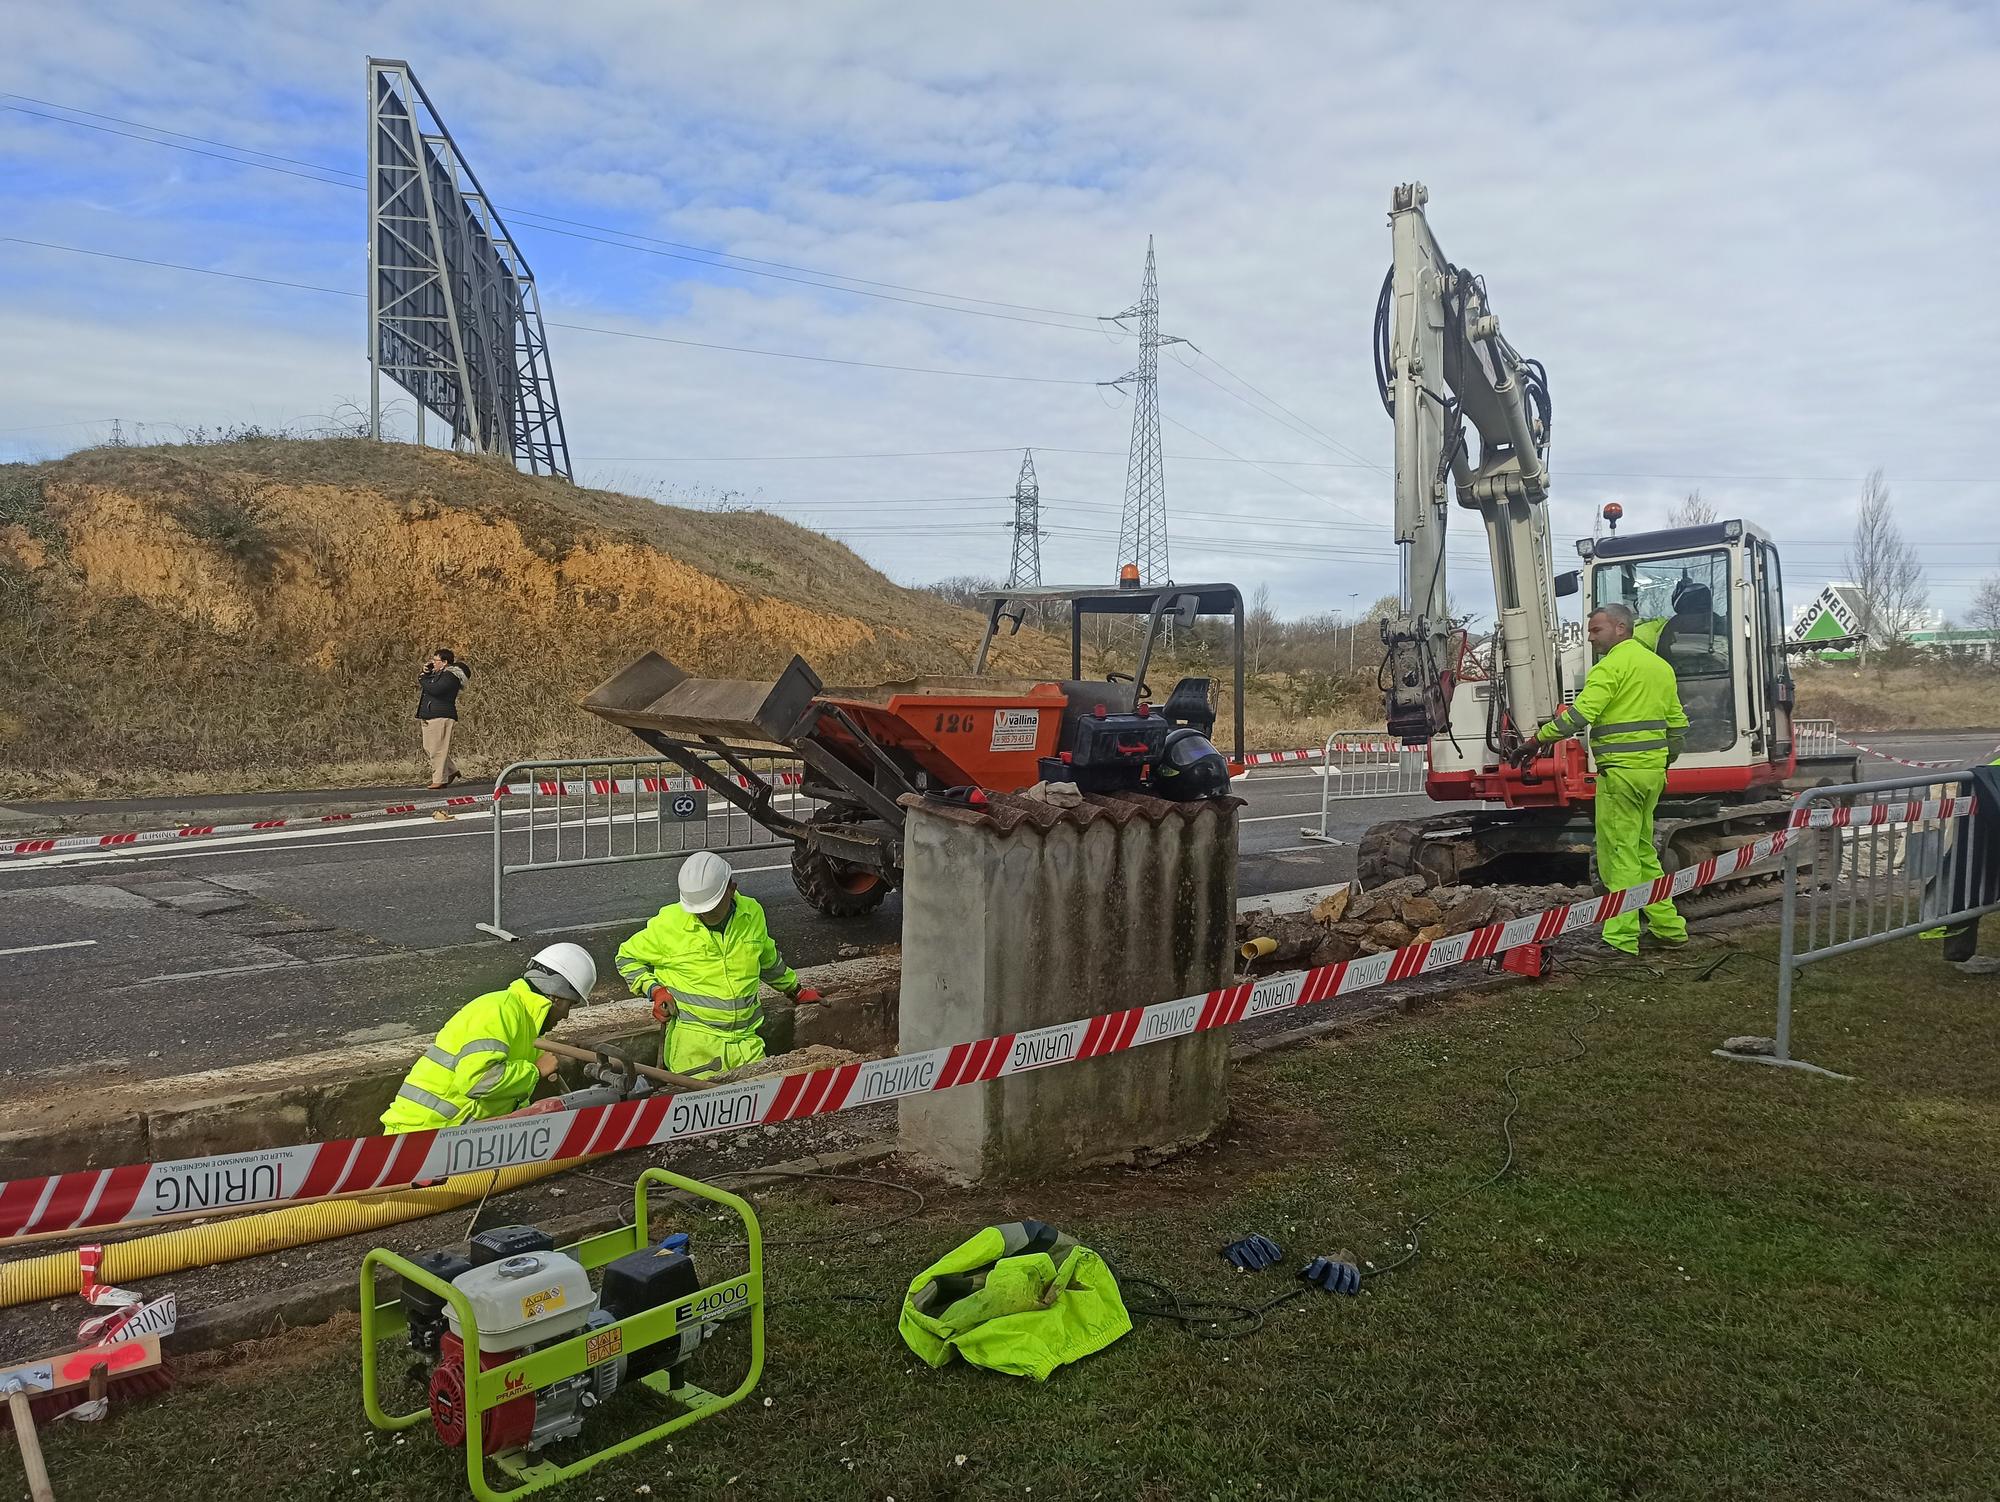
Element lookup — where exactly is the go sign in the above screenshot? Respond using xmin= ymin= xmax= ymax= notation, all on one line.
xmin=665 ymin=789 xmax=709 ymax=822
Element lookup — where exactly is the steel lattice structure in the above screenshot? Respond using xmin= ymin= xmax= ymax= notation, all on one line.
xmin=1103 ymin=237 xmax=1182 ymax=586
xmin=366 ymin=58 xmax=571 ymax=479
xmin=1005 ymin=448 xmax=1042 ymax=588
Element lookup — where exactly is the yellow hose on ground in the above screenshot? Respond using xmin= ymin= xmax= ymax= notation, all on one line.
xmin=0 ymin=1159 xmax=585 ymax=1309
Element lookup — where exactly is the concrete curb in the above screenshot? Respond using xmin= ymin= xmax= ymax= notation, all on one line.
xmin=0 ymin=955 xmax=900 ymax=1180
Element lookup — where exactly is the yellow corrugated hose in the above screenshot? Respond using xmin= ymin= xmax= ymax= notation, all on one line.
xmin=0 ymin=1159 xmax=582 ymax=1308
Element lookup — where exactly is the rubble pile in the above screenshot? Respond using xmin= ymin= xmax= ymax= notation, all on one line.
xmin=1238 ymin=875 xmax=1596 ymax=971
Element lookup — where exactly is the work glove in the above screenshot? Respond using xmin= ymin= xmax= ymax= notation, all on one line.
xmin=1220 ymin=1232 xmax=1285 ymax=1272
xmin=1510 ymin=740 xmax=1543 ymax=770
xmin=649 ymin=985 xmax=675 ymax=1022
xmin=793 ymin=987 xmax=824 ymax=1005
xmin=1299 ymin=1256 xmax=1363 ymax=1296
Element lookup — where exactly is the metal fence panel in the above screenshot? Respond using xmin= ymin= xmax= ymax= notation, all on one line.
xmin=1300 ymin=731 xmax=1427 ymax=843
xmin=1794 ymin=717 xmax=1838 ymax=760
xmin=1747 ymin=768 xmax=1998 ymax=1074
xmin=477 ymin=754 xmax=814 ymax=941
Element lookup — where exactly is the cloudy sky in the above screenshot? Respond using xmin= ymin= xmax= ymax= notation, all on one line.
xmin=3 ymin=0 xmax=1996 ymax=621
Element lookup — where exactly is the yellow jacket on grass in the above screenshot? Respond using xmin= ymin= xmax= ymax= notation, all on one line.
xmin=616 ymin=894 xmax=797 ymax=1077
xmin=381 ymin=979 xmax=552 ymax=1133
xmin=900 ymin=1220 xmax=1131 ymax=1381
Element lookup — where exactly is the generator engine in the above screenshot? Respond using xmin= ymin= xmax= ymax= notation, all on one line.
xmin=399 ymin=1223 xmax=705 ymax=1458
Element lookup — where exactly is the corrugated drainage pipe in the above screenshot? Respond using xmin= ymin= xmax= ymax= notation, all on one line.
xmin=0 ymin=1159 xmax=588 ymax=1309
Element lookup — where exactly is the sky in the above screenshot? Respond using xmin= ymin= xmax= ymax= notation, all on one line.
xmin=2 ymin=0 xmax=1997 ymax=624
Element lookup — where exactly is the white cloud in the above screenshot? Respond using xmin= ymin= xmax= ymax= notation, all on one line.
xmin=2 ymin=0 xmax=1996 ymax=619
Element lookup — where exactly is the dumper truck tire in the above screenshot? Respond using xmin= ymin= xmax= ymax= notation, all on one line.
xmin=791 ymin=842 xmax=890 ymax=918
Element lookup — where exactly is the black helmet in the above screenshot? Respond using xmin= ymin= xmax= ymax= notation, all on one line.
xmin=1155 ymin=728 xmax=1230 ymax=801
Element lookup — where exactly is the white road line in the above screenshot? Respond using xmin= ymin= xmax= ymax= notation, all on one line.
xmin=1241 ymin=811 xmax=1325 ymax=823
xmin=0 ymin=938 xmax=99 ymax=957
xmin=0 ymin=797 xmax=813 ymax=871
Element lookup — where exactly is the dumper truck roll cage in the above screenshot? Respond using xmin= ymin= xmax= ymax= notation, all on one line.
xmin=584 ymin=583 xmax=1246 ymax=918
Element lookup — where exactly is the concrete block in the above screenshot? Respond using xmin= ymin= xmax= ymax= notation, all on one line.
xmin=145 ymin=1091 xmax=313 ymax=1162
xmin=897 ymin=791 xmax=1235 ymax=1181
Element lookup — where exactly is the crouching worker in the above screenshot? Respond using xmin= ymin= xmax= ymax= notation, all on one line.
xmin=615 ymin=851 xmax=819 ymax=1079
xmin=380 ymin=943 xmax=598 ymax=1133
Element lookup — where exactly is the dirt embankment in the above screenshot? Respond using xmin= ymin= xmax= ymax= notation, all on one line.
xmin=0 ymin=439 xmax=1067 ymax=797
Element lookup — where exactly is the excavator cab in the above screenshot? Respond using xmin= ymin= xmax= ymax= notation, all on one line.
xmin=1577 ymin=519 xmax=1797 ymax=789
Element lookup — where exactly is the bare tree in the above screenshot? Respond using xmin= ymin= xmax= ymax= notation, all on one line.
xmin=1970 ymin=572 xmax=2000 ymax=637
xmin=1669 ymin=489 xmax=1717 ymax=526
xmin=1248 ymin=584 xmax=1274 ymax=676
xmin=1843 ymin=469 xmax=1927 ymax=663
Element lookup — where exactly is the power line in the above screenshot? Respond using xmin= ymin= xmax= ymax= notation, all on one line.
xmin=0 ymin=237 xmax=1103 ymax=386
xmin=1 ymin=96 xmax=1119 ymax=334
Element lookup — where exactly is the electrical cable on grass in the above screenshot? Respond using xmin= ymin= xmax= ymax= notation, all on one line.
xmin=1359 ymin=1005 xmax=1599 ymax=1281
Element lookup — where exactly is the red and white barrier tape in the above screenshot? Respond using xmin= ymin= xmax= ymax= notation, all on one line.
xmin=0 ymin=793 xmax=1971 ymax=1240
xmin=1241 ymin=742 xmax=1405 ymax=766
xmin=3 ymin=747 xmax=1387 ymax=859
xmin=1830 ymin=732 xmax=2000 ymax=771
xmin=0 ymin=771 xmax=808 ymax=859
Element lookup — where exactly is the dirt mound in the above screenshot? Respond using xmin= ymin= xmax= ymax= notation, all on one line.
xmin=0 ymin=439 xmax=1063 ymax=796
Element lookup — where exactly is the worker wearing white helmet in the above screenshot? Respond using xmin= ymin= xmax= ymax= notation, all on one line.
xmin=380 ymin=943 xmax=599 ymax=1134
xmin=615 ymin=851 xmax=820 ymax=1079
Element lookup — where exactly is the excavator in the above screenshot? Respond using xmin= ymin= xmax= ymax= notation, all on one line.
xmin=1356 ymin=183 xmax=1846 ymax=888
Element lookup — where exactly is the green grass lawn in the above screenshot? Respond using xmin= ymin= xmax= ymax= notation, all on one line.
xmin=12 ymin=930 xmax=1999 ymax=1500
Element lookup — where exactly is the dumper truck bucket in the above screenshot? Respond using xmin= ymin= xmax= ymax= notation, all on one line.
xmin=583 ymin=652 xmax=825 ymax=751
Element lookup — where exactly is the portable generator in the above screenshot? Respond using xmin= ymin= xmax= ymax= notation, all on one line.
xmin=361 ymin=1168 xmax=764 ymax=1502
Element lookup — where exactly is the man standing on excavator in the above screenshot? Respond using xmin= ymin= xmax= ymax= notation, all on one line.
xmin=1522 ymin=603 xmax=1690 ymax=955
xmin=615 ymin=851 xmax=820 ymax=1078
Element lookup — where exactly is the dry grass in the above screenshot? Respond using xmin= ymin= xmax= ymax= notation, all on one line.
xmin=0 ymin=440 xmax=1078 ymax=798
xmin=3 ymin=441 xmax=1388 ymax=797
xmin=1794 ymin=659 xmax=2000 ymax=731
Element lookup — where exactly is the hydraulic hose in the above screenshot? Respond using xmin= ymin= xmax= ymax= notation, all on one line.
xmin=0 ymin=1159 xmax=584 ymax=1309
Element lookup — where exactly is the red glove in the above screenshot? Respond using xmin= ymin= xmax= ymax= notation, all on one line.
xmin=650 ymin=985 xmax=675 ymax=1022
xmin=793 ymin=987 xmax=823 ymax=1005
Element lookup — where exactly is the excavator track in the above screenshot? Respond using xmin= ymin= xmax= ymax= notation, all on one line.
xmin=1356 ymin=799 xmax=1804 ymax=909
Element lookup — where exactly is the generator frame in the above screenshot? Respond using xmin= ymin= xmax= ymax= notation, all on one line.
xmin=360 ymin=1167 xmax=765 ymax=1502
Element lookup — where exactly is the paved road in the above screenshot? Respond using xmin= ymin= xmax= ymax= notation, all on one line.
xmin=0 ymin=765 xmax=1390 ymax=1085
xmin=2 ymin=729 xmax=1987 ymax=1087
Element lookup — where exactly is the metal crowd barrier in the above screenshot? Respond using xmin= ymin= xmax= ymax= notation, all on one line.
xmin=1793 ymin=717 xmax=1838 ymax=760
xmin=1299 ymin=730 xmax=1428 ymax=843
xmin=477 ymin=754 xmax=812 ymax=941
xmin=1736 ymin=768 xmax=1999 ymax=1075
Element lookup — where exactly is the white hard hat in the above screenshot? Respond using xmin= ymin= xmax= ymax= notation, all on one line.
xmin=525 ymin=942 xmax=597 ymax=1005
xmin=678 ymin=850 xmax=735 ymax=915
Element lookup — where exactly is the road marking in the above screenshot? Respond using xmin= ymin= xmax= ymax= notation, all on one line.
xmin=0 ymin=938 xmax=98 ymax=957
xmin=0 ymin=794 xmax=816 ymax=871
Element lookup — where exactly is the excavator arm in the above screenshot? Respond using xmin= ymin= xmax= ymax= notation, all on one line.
xmin=1376 ymin=182 xmax=1563 ymax=750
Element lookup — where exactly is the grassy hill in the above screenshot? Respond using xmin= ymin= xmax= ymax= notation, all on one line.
xmin=0 ymin=438 xmax=1078 ymax=798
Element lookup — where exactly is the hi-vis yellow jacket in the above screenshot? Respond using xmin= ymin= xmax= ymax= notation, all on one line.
xmin=1537 ymin=637 xmax=1689 ymax=771
xmin=381 ymin=979 xmax=552 ymax=1133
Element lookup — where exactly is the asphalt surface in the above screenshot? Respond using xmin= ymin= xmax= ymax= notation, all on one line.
xmin=2 ymin=730 xmax=1989 ymax=1088
xmin=0 ymin=765 xmax=1380 ymax=1085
